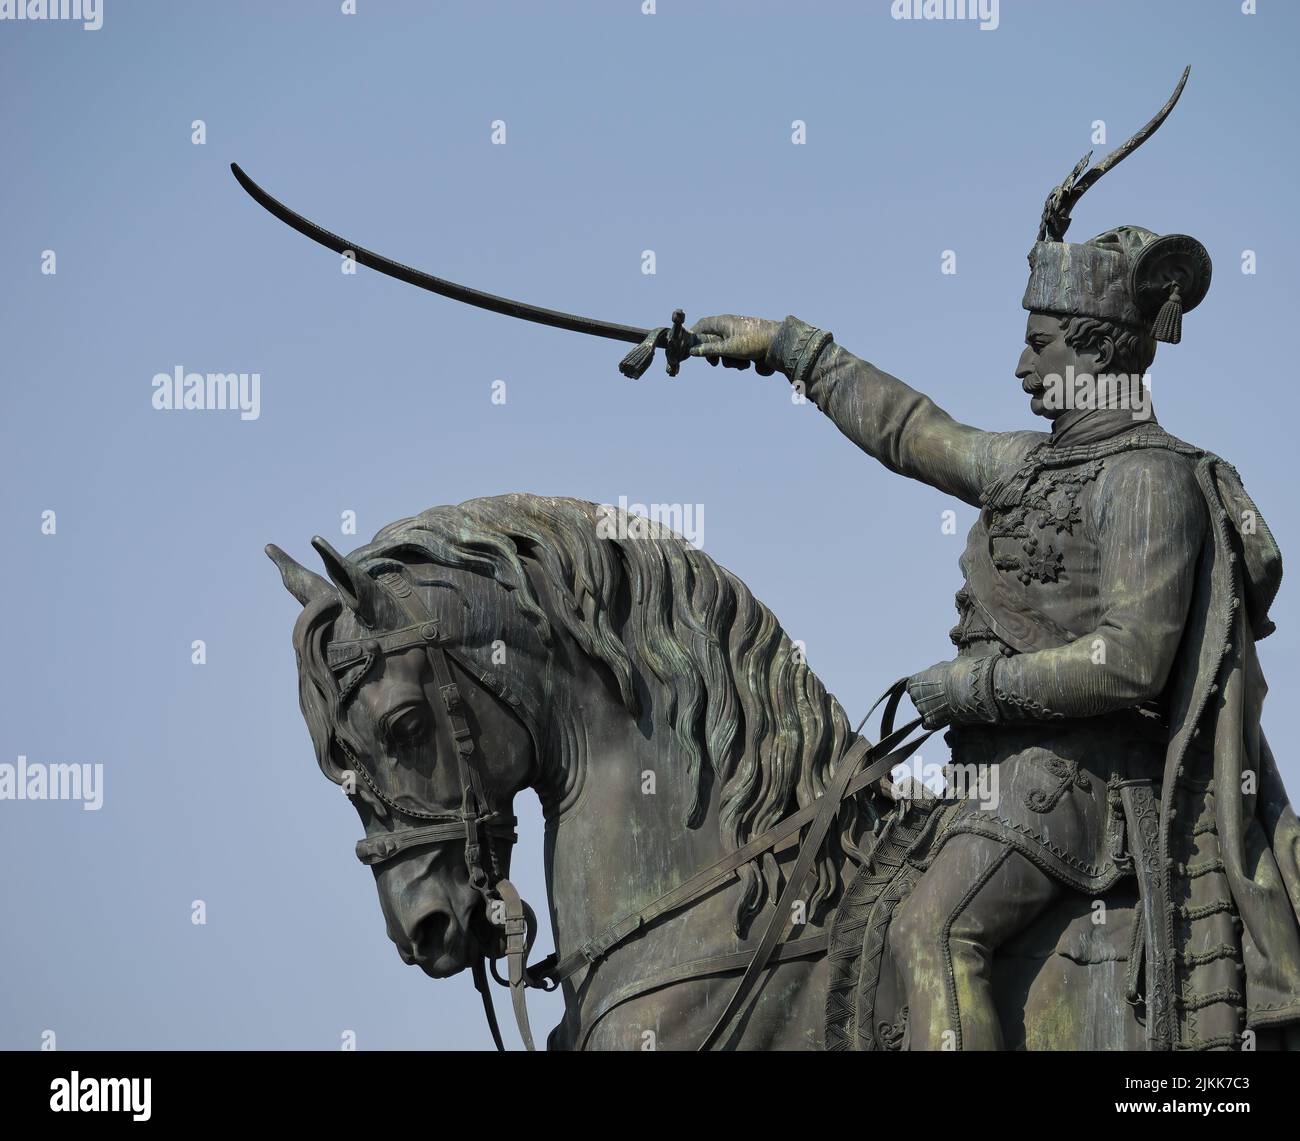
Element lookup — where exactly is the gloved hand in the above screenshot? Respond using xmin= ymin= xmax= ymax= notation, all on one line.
xmin=687 ymin=315 xmax=781 ymax=374
xmin=906 ymin=656 xmax=1001 ymax=729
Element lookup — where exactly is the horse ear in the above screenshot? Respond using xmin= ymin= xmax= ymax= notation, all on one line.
xmin=311 ymin=535 xmax=382 ymax=627
xmin=265 ymin=544 xmax=333 ymax=606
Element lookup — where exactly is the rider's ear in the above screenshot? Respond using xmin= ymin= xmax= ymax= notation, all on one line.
xmin=1096 ymin=336 xmax=1115 ymax=371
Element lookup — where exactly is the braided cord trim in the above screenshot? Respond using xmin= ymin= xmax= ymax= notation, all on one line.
xmin=1178 ymin=988 xmax=1245 ymax=1013
xmin=1180 ymin=899 xmax=1234 ymax=922
xmin=791 ymin=327 xmax=834 ymax=388
xmin=1182 ymin=944 xmax=1240 ymax=968
xmin=949 ymin=655 xmax=1000 ymax=723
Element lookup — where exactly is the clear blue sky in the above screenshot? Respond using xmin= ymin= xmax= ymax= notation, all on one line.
xmin=2 ymin=0 xmax=1296 ymax=1048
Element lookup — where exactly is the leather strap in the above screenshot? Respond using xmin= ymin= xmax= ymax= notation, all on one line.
xmin=542 ymin=712 xmax=928 ymax=988
xmin=327 ymin=620 xmax=444 ymax=666
xmin=494 ymin=879 xmax=539 ymax=1050
xmin=355 ymin=816 xmax=517 ymax=866
xmin=472 ymin=955 xmax=506 ymax=1052
xmin=1120 ymin=781 xmax=1175 ymax=1049
xmin=698 ymin=679 xmax=928 ymax=1049
xmin=570 ymin=679 xmax=928 ymax=1050
xmin=578 ymin=933 xmax=831 ymax=1050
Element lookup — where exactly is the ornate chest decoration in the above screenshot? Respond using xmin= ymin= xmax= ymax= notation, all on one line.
xmin=983 ymin=457 xmax=1103 ymax=586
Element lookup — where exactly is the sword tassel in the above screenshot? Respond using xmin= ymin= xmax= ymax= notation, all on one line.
xmin=618 ymin=309 xmax=690 ymax=379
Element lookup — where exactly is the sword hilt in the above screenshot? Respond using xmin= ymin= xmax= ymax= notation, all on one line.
xmin=618 ymin=309 xmax=689 ymax=379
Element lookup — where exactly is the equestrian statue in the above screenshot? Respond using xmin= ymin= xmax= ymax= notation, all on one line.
xmin=258 ymin=69 xmax=1300 ymax=1050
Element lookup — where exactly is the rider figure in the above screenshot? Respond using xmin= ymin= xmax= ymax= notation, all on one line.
xmin=687 ymin=168 xmax=1300 ymax=1049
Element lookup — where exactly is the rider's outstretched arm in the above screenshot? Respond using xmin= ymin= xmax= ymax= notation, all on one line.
xmin=766 ymin=316 xmax=1040 ymax=507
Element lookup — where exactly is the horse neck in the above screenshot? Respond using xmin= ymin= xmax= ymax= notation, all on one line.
xmin=539 ymin=653 xmax=735 ymax=971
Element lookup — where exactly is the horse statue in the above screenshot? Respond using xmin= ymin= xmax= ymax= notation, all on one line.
xmin=268 ymin=493 xmax=1152 ymax=1050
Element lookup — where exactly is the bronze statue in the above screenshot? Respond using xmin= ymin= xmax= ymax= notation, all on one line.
xmin=264 ymin=68 xmax=1300 ymax=1049
xmin=687 ymin=68 xmax=1299 ymax=1051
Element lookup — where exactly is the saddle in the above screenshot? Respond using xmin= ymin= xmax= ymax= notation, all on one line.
xmin=825 ymin=778 xmax=1246 ymax=1050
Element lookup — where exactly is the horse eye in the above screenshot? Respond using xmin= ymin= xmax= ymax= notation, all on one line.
xmin=387 ymin=707 xmax=429 ymax=747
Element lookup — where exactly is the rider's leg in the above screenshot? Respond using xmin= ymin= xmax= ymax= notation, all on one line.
xmin=888 ymin=833 xmax=1061 ymax=1050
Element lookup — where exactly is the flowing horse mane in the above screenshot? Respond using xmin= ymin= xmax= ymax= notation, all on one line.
xmin=290 ymin=493 xmax=870 ymax=933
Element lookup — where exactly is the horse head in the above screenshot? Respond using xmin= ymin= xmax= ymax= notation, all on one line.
xmin=271 ymin=495 xmax=879 ymax=1047
xmin=267 ymin=530 xmax=542 ymax=981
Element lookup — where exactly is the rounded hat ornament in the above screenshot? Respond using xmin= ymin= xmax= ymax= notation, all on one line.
xmin=1128 ymin=233 xmax=1213 ymax=345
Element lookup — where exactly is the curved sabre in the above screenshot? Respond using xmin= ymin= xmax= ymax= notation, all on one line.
xmin=229 ymin=162 xmax=688 ymax=377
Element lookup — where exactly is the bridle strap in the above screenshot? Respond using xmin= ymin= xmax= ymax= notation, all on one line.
xmin=357 ymin=572 xmax=503 ymax=895
xmin=424 ymin=637 xmax=495 ymax=893
xmin=494 ymin=878 xmax=539 ymax=1050
xmin=356 ymin=816 xmax=517 ymax=867
xmin=328 ymin=620 xmax=442 ymax=666
xmin=342 ymin=569 xmax=547 ymax=1050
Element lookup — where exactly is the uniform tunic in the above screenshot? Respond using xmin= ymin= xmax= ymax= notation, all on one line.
xmin=775 ymin=323 xmax=1206 ymax=890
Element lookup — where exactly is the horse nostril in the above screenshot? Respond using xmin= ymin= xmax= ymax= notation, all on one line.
xmin=409 ymin=911 xmax=450 ymax=956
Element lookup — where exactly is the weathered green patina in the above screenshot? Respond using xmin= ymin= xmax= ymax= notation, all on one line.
xmin=268 ymin=68 xmax=1300 ymax=1050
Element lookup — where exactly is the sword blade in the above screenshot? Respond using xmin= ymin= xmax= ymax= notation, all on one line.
xmin=230 ymin=163 xmax=654 ymax=346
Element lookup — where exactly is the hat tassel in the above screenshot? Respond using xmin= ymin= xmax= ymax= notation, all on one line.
xmin=1152 ymin=282 xmax=1183 ymax=344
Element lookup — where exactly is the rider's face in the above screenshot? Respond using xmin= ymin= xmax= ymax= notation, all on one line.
xmin=1015 ymin=312 xmax=1109 ymax=420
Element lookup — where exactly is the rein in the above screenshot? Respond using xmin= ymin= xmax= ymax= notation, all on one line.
xmin=530 ymin=680 xmax=931 ymax=1051
xmin=334 ymin=573 xmax=930 ymax=1050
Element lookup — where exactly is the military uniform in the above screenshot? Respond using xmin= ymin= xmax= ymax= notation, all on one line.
xmin=764 ymin=222 xmax=1300 ymax=1048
